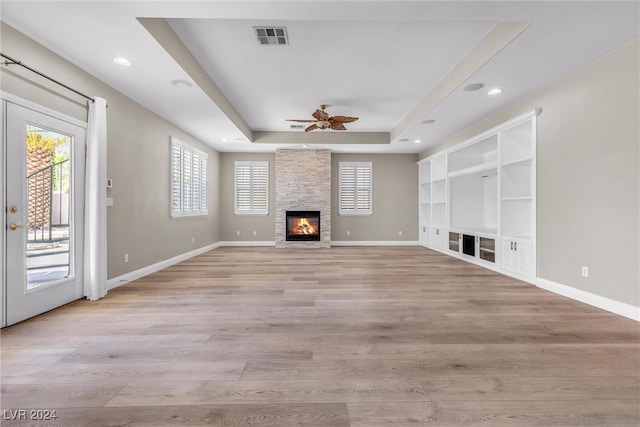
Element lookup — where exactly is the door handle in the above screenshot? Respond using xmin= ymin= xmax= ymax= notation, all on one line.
xmin=9 ymin=222 xmax=25 ymax=231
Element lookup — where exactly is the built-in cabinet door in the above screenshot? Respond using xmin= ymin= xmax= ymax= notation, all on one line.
xmin=431 ymin=228 xmax=447 ymax=250
xmin=501 ymin=238 xmax=516 ymax=272
xmin=513 ymin=239 xmax=533 ymax=278
xmin=478 ymin=236 xmax=496 ymax=263
xmin=420 ymin=226 xmax=431 ymax=247
xmin=501 ymin=237 xmax=533 ymax=279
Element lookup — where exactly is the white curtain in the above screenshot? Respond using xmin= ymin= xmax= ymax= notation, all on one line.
xmin=84 ymin=97 xmax=108 ymax=301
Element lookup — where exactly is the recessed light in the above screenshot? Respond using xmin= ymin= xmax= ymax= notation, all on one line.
xmin=172 ymin=80 xmax=192 ymax=88
xmin=413 ymin=139 xmax=422 ymax=144
xmin=488 ymin=88 xmax=503 ymax=95
xmin=463 ymin=83 xmax=484 ymax=91
xmin=113 ymin=57 xmax=131 ymax=66
xmin=235 ymin=137 xmax=247 ymax=142
xmin=421 ymin=119 xmax=436 ymax=125
xmin=221 ymin=138 xmax=229 ymax=143
xmin=399 ymin=138 xmax=409 ymax=142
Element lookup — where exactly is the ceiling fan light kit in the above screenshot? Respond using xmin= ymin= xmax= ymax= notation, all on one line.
xmin=287 ymin=104 xmax=359 ymax=132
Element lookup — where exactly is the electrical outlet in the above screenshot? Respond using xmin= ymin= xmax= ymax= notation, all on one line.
xmin=253 ymin=231 xmax=257 ymax=236
xmin=346 ymin=230 xmax=351 ymax=236
xmin=236 ymin=230 xmax=240 ymax=236
xmin=398 ymin=230 xmax=403 ymax=236
xmin=124 ymin=253 xmax=128 ymax=263
xmin=581 ymin=266 xmax=589 ymax=277
xmin=191 ymin=237 xmax=195 ymax=244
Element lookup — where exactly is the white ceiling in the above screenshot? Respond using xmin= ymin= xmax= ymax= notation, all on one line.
xmin=1 ymin=1 xmax=638 ymax=154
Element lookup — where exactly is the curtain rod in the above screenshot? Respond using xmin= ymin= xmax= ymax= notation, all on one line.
xmin=1 ymin=53 xmax=95 ymax=103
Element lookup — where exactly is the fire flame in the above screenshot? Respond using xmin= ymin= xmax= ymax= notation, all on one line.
xmin=290 ymin=218 xmax=317 ymax=235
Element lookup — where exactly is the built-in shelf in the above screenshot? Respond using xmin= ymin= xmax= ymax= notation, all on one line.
xmin=448 ymin=134 xmax=497 ymax=174
xmin=418 ymin=109 xmax=537 ymax=282
xmin=500 ymin=120 xmax=533 ymax=165
xmin=450 ymin=227 xmax=497 ymax=236
xmin=502 ymin=157 xmax=532 ymax=168
xmin=501 ymin=196 xmax=532 ymax=201
xmin=448 ymin=161 xmax=498 ymax=178
xmin=431 ymin=155 xmax=447 ymax=181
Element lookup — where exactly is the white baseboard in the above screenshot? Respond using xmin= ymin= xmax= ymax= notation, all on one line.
xmin=331 ymin=240 xmax=419 ymax=246
xmin=217 ymin=241 xmax=276 ymax=247
xmin=537 ymin=277 xmax=639 ymax=322
xmin=107 ymin=242 xmax=222 ymax=290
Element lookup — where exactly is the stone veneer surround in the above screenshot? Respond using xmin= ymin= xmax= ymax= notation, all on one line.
xmin=275 ymin=149 xmax=331 ymax=248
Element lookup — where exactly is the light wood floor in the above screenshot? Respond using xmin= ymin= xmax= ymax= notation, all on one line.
xmin=1 ymin=246 xmax=639 ymax=426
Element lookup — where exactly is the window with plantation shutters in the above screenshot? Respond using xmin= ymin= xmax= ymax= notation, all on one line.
xmin=234 ymin=161 xmax=269 ymax=215
xmin=170 ymin=137 xmax=208 ymax=217
xmin=339 ymin=161 xmax=373 ymax=215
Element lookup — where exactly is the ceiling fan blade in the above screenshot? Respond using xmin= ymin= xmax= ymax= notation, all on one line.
xmin=312 ymin=109 xmax=330 ymax=121
xmin=329 ymin=115 xmax=358 ymax=124
xmin=287 ymin=119 xmax=318 ymax=123
xmin=330 ymin=122 xmax=347 ymax=131
xmin=305 ymin=123 xmax=318 ymax=132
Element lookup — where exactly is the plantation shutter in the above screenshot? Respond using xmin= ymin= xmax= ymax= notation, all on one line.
xmin=234 ymin=161 xmax=269 ymax=215
xmin=170 ymin=137 xmax=208 ymax=217
xmin=339 ymin=162 xmax=372 ymax=215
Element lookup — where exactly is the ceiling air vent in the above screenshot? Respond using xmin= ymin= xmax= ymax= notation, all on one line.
xmin=290 ymin=124 xmax=304 ymax=130
xmin=254 ymin=26 xmax=288 ymax=45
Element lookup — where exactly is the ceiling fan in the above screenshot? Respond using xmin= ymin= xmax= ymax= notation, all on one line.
xmin=287 ymin=105 xmax=358 ymax=132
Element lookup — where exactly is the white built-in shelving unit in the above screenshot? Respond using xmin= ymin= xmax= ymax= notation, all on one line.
xmin=417 ymin=110 xmax=537 ymax=283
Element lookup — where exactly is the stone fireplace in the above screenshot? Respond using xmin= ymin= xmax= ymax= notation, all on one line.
xmin=275 ymin=149 xmax=330 ymax=248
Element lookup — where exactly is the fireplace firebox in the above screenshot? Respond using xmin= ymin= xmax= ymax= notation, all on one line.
xmin=286 ymin=211 xmax=320 ymax=241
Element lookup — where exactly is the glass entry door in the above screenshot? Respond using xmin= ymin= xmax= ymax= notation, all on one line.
xmin=5 ymin=101 xmax=85 ymax=326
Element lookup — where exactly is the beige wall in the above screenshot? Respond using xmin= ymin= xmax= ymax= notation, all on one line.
xmin=219 ymin=152 xmax=276 ymax=241
xmin=421 ymin=39 xmax=639 ymax=307
xmin=1 ymin=22 xmax=222 ymax=279
xmin=220 ymin=152 xmax=419 ymax=243
xmin=331 ymin=154 xmax=419 ymax=242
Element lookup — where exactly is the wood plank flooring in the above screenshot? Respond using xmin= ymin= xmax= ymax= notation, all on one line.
xmin=1 ymin=246 xmax=639 ymax=426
